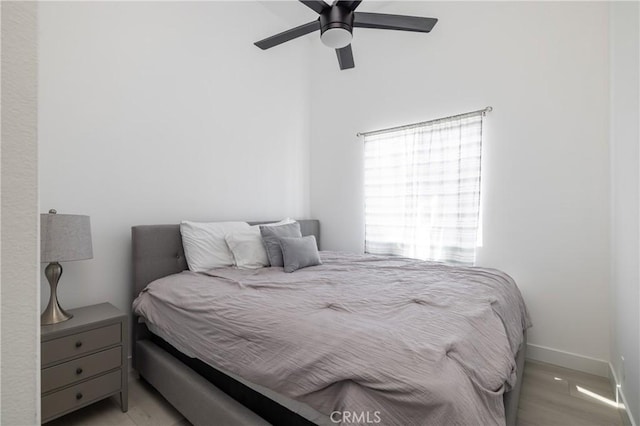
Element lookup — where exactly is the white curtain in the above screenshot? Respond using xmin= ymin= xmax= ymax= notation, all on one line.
xmin=364 ymin=112 xmax=483 ymax=265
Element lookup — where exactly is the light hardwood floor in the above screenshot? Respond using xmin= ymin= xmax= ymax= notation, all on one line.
xmin=518 ymin=361 xmax=625 ymax=426
xmin=46 ymin=361 xmax=625 ymax=426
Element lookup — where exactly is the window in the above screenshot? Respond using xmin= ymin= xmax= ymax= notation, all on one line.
xmin=363 ymin=110 xmax=485 ymax=265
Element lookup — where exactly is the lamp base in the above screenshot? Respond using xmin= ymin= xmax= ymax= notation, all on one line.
xmin=41 ymin=302 xmax=73 ymax=325
xmin=41 ymin=262 xmax=73 ymax=325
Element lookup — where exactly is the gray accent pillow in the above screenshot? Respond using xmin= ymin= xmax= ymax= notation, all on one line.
xmin=279 ymin=235 xmax=322 ymax=273
xmin=259 ymin=222 xmax=302 ymax=267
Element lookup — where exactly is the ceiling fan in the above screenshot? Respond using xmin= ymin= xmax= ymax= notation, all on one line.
xmin=254 ymin=0 xmax=438 ymax=70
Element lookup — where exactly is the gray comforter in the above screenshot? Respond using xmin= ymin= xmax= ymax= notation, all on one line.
xmin=133 ymin=251 xmax=530 ymax=426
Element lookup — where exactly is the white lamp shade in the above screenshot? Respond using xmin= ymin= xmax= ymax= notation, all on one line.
xmin=41 ymin=213 xmax=93 ymax=262
xmin=321 ymin=28 xmax=352 ymax=49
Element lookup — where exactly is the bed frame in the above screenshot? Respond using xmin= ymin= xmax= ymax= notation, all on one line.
xmin=131 ymin=220 xmax=526 ymax=426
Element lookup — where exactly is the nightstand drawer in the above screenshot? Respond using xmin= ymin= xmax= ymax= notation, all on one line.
xmin=42 ymin=370 xmax=121 ymax=421
xmin=42 ymin=323 xmax=120 ymax=366
xmin=42 ymin=346 xmax=122 ymax=393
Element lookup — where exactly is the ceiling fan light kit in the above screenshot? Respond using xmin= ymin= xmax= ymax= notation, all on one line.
xmin=320 ymin=5 xmax=354 ymax=49
xmin=255 ymin=0 xmax=438 ymax=71
xmin=321 ymin=27 xmax=352 ymax=49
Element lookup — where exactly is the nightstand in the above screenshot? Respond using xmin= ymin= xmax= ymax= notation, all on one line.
xmin=41 ymin=302 xmax=128 ymax=423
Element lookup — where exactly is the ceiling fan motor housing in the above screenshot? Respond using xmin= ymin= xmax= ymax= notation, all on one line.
xmin=319 ymin=6 xmax=355 ymax=35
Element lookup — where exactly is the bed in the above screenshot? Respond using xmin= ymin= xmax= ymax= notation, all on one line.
xmin=131 ymin=220 xmax=529 ymax=426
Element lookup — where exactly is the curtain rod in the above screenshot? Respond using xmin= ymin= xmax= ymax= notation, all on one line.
xmin=356 ymin=106 xmax=493 ymax=137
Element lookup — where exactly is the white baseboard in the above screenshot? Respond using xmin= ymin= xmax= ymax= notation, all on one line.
xmin=526 ymin=343 xmax=610 ymax=377
xmin=609 ymin=363 xmax=637 ymax=426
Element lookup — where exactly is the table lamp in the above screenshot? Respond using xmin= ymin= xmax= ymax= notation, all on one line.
xmin=41 ymin=209 xmax=93 ymax=325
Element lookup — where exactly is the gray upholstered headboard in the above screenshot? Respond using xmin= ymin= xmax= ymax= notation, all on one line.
xmin=131 ymin=220 xmax=320 ymax=298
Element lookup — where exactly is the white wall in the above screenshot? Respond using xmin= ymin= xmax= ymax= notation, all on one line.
xmin=609 ymin=2 xmax=639 ymax=423
xmin=39 ymin=1 xmax=619 ymax=379
xmin=1 ymin=1 xmax=40 ymax=423
xmin=309 ymin=2 xmax=611 ymax=366
xmin=39 ymin=2 xmax=311 ymax=318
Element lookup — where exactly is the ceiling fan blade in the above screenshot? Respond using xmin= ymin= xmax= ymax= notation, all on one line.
xmin=336 ymin=44 xmax=355 ymax=70
xmin=299 ymin=0 xmax=329 ymax=14
xmin=354 ymin=12 xmax=437 ymax=33
xmin=335 ymin=1 xmax=362 ymax=11
xmin=254 ymin=20 xmax=320 ymax=50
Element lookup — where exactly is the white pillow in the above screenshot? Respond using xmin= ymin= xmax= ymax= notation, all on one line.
xmin=225 ymin=227 xmax=269 ymax=269
xmin=180 ymin=221 xmax=250 ymax=272
xmin=262 ymin=218 xmax=295 ymax=227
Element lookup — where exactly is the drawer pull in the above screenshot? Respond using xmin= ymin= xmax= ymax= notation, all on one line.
xmin=75 ymin=367 xmax=83 ymax=375
xmin=75 ymin=341 xmax=83 ymax=348
xmin=75 ymin=392 xmax=83 ymax=400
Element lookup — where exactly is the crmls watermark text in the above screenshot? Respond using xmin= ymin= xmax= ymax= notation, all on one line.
xmin=330 ymin=411 xmax=382 ymax=424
